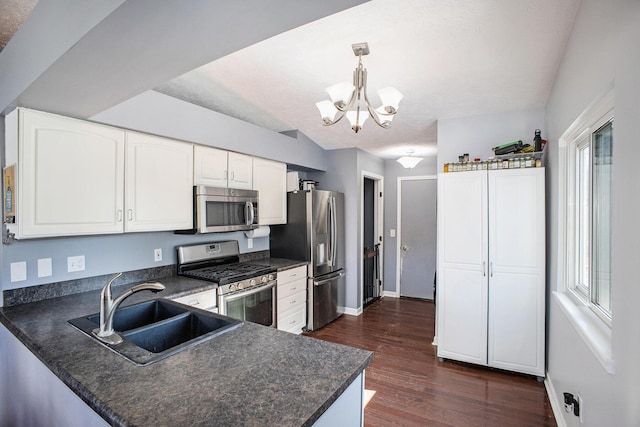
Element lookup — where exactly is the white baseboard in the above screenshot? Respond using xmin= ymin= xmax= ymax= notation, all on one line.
xmin=545 ymin=373 xmax=567 ymax=427
xmin=342 ymin=306 xmax=362 ymax=316
xmin=382 ymin=290 xmax=399 ymax=298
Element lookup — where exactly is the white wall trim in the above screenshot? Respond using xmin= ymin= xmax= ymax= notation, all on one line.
xmin=395 ymin=175 xmax=437 ymax=298
xmin=382 ymin=290 xmax=399 ymax=298
xmin=361 ymin=170 xmax=384 ymax=311
xmin=545 ymin=373 xmax=568 ymax=427
xmin=343 ymin=306 xmax=363 ymax=316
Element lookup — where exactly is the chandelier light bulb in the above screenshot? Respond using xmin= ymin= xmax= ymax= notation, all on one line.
xmin=326 ymin=82 xmax=355 ymax=109
xmin=316 ymin=100 xmax=339 ymax=124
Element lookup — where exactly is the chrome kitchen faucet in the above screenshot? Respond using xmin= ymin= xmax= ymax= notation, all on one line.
xmin=93 ymin=272 xmax=165 ymax=345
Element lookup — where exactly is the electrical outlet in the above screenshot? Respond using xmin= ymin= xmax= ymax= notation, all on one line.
xmin=154 ymin=248 xmax=162 ymax=262
xmin=67 ymin=255 xmax=85 ymax=272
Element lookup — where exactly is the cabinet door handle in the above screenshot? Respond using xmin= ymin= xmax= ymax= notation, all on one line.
xmin=128 ymin=209 xmax=133 ymax=221
xmin=231 ymin=171 xmax=235 ymax=181
xmin=482 ymin=261 xmax=486 ymax=277
xmin=117 ymin=210 xmax=123 ymax=222
xmin=224 ymin=170 xmax=228 ymax=180
xmin=490 ymin=262 xmax=494 ymax=277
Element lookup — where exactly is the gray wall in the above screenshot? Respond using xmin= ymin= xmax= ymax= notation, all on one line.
xmin=382 ymin=155 xmax=438 ymax=294
xmin=437 ymin=108 xmax=546 ymax=171
xmin=308 ymin=148 xmax=384 ymax=312
xmin=544 ymin=0 xmax=640 ymax=425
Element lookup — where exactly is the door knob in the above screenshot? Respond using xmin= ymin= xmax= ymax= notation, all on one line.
xmin=401 ymin=245 xmax=409 ymax=252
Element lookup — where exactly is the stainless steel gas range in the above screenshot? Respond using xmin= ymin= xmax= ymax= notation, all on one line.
xmin=177 ymin=241 xmax=277 ymax=327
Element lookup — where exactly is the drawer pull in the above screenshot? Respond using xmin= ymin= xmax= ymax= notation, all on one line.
xmin=290 ymin=299 xmax=296 ymax=304
xmin=289 ymin=319 xmax=296 ymax=324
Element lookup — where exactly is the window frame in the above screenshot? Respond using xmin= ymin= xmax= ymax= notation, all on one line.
xmin=562 ymin=91 xmax=614 ymax=327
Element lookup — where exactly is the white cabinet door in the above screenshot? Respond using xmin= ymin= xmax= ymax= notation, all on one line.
xmin=436 ymin=171 xmax=488 ymax=365
xmin=14 ymin=109 xmax=125 ymax=238
xmin=487 ymin=168 xmax=545 ymax=376
xmin=125 ymin=132 xmax=193 ymax=232
xmin=253 ymin=158 xmax=286 ymax=225
xmin=194 ymin=147 xmax=253 ymax=189
xmin=228 ymin=152 xmax=253 ymax=189
xmin=437 ymin=168 xmax=546 ymax=377
xmin=194 ymin=145 xmax=228 ymax=187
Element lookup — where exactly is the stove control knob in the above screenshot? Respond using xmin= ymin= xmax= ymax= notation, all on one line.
xmin=237 ymin=282 xmax=244 ymax=290
xmin=268 ymin=274 xmax=275 ymax=281
xmin=229 ymin=284 xmax=237 ymax=292
xmin=261 ymin=276 xmax=268 ymax=283
xmin=250 ymin=279 xmax=256 ymax=286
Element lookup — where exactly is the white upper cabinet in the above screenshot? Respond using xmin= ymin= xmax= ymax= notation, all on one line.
xmin=228 ymin=152 xmax=253 ymax=189
xmin=253 ymin=158 xmax=286 ymax=225
xmin=193 ymin=145 xmax=228 ymax=187
xmin=7 ymin=109 xmax=125 ymax=238
xmin=125 ymin=132 xmax=193 ymax=232
xmin=194 ymin=146 xmax=253 ymax=189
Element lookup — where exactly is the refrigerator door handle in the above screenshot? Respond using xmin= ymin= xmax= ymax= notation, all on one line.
xmin=328 ymin=196 xmax=337 ymax=267
xmin=313 ymin=271 xmax=345 ymax=286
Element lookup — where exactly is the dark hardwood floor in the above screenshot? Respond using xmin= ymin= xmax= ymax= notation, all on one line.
xmin=306 ymin=297 xmax=556 ymax=427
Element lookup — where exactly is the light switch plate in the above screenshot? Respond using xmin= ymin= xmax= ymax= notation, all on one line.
xmin=154 ymin=248 xmax=162 ymax=262
xmin=38 ymin=258 xmax=52 ymax=278
xmin=10 ymin=261 xmax=27 ymax=282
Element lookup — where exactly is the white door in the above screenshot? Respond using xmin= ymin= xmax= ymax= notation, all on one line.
xmin=436 ymin=171 xmax=489 ymax=365
xmin=487 ymin=168 xmax=545 ymax=375
xmin=399 ymin=178 xmax=437 ymax=299
xmin=125 ymin=132 xmax=193 ymax=232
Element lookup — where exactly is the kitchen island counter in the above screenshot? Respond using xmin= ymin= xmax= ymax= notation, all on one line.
xmin=0 ymin=275 xmax=372 ymax=426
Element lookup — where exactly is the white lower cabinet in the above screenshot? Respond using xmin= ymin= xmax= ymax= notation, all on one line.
xmin=277 ymin=265 xmax=307 ymax=334
xmin=436 ymin=168 xmax=545 ymax=377
xmin=125 ymin=132 xmax=193 ymax=232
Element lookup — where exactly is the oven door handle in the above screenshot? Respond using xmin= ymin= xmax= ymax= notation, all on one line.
xmin=221 ymin=281 xmax=276 ymax=301
xmin=313 ymin=271 xmax=345 ymax=286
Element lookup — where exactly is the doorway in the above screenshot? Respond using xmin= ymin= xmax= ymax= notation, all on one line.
xmin=361 ymin=172 xmax=383 ymax=309
xmin=397 ymin=176 xmax=437 ymax=300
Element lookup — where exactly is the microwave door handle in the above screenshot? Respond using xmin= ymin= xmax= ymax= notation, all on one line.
xmin=246 ymin=201 xmax=255 ymax=225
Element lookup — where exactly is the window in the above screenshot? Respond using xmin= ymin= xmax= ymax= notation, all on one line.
xmin=566 ymin=108 xmax=613 ymax=323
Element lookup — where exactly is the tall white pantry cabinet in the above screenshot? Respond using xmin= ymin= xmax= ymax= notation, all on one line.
xmin=436 ymin=167 xmax=545 ymax=377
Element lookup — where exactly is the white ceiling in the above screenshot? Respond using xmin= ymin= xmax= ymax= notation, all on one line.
xmin=1 ymin=1 xmax=580 ymax=160
xmin=155 ymin=0 xmax=580 ymax=159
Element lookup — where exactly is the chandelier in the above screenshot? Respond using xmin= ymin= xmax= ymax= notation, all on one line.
xmin=315 ymin=42 xmax=403 ymax=133
xmin=397 ymin=150 xmax=423 ymax=169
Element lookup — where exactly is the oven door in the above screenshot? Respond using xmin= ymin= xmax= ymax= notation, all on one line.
xmin=219 ymin=281 xmax=276 ymax=327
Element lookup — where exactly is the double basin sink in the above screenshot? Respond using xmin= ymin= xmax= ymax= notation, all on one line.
xmin=68 ymin=299 xmax=242 ymax=365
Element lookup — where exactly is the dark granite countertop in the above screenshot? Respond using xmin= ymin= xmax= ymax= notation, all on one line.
xmin=0 ymin=272 xmax=372 ymax=427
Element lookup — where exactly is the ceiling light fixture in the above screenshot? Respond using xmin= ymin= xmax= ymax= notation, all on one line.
xmin=315 ymin=42 xmax=403 ymax=133
xmin=397 ymin=150 xmax=423 ymax=169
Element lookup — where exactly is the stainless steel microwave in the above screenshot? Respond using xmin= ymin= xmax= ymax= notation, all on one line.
xmin=178 ymin=186 xmax=259 ymax=234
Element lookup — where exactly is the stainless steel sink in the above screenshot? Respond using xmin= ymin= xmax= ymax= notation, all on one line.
xmin=69 ymin=298 xmax=242 ymax=365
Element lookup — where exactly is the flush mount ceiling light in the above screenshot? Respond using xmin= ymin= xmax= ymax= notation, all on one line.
xmin=397 ymin=150 xmax=423 ymax=168
xmin=315 ymin=42 xmax=403 ymax=133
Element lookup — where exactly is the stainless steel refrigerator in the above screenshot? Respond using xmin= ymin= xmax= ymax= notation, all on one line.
xmin=270 ymin=190 xmax=345 ymax=331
